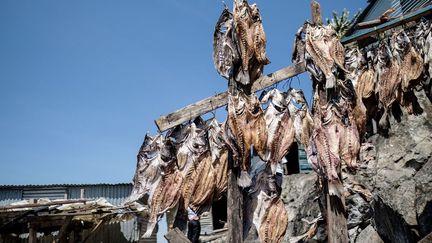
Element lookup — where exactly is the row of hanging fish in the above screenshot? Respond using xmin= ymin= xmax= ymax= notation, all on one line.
xmin=213 ymin=2 xmax=293 ymax=242
xmin=225 ymin=88 xmax=313 ymax=188
xmin=292 ymin=17 xmax=432 ymax=197
xmin=292 ymin=21 xmax=363 ymax=197
xmin=213 ymin=0 xmax=270 ymax=85
xmin=124 ymin=118 xmax=228 ymax=237
xmin=225 ymin=87 xmax=315 ymax=243
xmin=345 ymin=18 xmax=432 ymax=132
xmin=124 ymin=87 xmax=310 ymax=240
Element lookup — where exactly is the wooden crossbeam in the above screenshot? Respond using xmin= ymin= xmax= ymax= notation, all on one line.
xmin=154 ymin=62 xmax=305 ymax=132
xmin=0 ymin=200 xmax=88 ymax=211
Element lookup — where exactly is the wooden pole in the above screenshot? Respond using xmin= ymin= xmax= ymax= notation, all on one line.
xmin=311 ymin=0 xmax=322 ymax=25
xmin=309 ymin=1 xmax=349 ymax=242
xmin=325 ymin=180 xmax=348 ymax=243
xmin=227 ymin=162 xmax=243 ymax=243
xmin=226 ymin=69 xmax=244 ymax=243
xmin=28 ymin=223 xmax=37 ymax=243
xmin=57 ymin=216 xmax=73 ymax=243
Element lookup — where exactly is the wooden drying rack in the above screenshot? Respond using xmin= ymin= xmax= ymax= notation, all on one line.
xmin=155 ymin=1 xmax=431 ymax=242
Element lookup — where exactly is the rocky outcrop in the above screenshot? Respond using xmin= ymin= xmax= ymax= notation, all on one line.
xmin=281 ymin=173 xmax=324 ymax=242
xmin=283 ymin=91 xmax=432 ymax=242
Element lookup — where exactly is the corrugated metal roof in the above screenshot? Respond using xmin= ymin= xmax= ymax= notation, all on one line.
xmin=0 ymin=183 xmax=132 ymax=189
xmin=348 ymin=0 xmax=432 ymax=38
xmin=200 ymin=210 xmax=214 ymax=235
xmin=342 ymin=4 xmax=432 ymax=43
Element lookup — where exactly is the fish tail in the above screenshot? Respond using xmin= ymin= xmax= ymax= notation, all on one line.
xmin=237 ymin=170 xmax=252 ymax=188
xmin=328 ymin=180 xmax=344 ymax=198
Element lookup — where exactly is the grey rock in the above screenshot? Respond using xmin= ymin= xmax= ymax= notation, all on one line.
xmin=346 ymin=194 xmax=372 ymax=229
xmin=415 ymin=158 xmax=432 ymax=236
xmin=355 ymin=225 xmax=383 ymax=243
xmin=281 ymin=173 xmax=323 ymax=241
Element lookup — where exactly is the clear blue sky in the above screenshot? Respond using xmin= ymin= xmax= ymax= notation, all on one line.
xmin=0 ymin=1 xmax=366 ymax=185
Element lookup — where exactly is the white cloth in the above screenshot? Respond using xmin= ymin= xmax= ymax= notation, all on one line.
xmin=276 ymin=157 xmax=287 ymax=174
xmin=187 ymin=207 xmax=198 ymax=221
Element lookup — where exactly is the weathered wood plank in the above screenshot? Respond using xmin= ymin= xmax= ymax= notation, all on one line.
xmin=57 ymin=216 xmax=73 ymax=243
xmin=227 ymin=159 xmax=243 ymax=243
xmin=28 ymin=224 xmax=37 ymax=243
xmin=311 ymin=0 xmax=322 ymax=25
xmin=155 ymin=62 xmax=305 ymax=132
xmin=0 ymin=199 xmax=88 ymax=211
xmin=325 ymin=180 xmax=348 ymax=243
xmin=164 ymin=228 xmax=191 ymax=243
xmin=419 ymin=231 xmax=432 ymax=243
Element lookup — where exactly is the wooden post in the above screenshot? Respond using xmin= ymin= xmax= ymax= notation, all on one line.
xmin=311 ymin=0 xmax=322 ymax=25
xmin=325 ymin=180 xmax=348 ymax=243
xmin=28 ymin=223 xmax=37 ymax=243
xmin=227 ymin=166 xmax=243 ymax=243
xmin=57 ymin=216 xmax=73 ymax=243
xmin=226 ymin=73 xmax=244 ymax=243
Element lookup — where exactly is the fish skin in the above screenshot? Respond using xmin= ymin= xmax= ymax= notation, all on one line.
xmin=227 ymin=91 xmax=267 ymax=187
xmin=254 ymin=191 xmax=288 ymax=243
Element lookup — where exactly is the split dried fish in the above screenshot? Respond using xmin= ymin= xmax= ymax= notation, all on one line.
xmin=227 ymin=91 xmax=267 ymax=187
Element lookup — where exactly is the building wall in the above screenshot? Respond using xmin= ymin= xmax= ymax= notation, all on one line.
xmin=0 ymin=188 xmax=21 ymax=206
xmin=0 ymin=184 xmax=141 ymax=243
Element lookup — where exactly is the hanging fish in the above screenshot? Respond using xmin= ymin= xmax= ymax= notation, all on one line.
xmin=227 ymin=91 xmax=267 ymax=187
xmin=213 ymin=7 xmax=239 ymax=81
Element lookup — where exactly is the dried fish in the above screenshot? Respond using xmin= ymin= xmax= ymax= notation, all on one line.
xmin=261 ymin=89 xmax=294 ymax=173
xmin=213 ymin=8 xmax=239 ymax=81
xmin=227 ymin=91 xmax=267 ymax=187
xmin=126 ymin=134 xmax=164 ymax=205
xmin=233 ymin=0 xmax=270 ymax=84
xmin=253 ymin=191 xmax=288 ymax=243
xmin=208 ymin=118 xmax=228 ymax=200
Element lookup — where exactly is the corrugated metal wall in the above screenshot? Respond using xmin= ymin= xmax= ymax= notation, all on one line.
xmin=68 ymin=183 xmax=132 ymax=206
xmin=0 ymin=189 xmax=21 ymax=206
xmin=22 ymin=187 xmax=66 ymax=200
xmin=200 ymin=209 xmax=214 ymax=235
xmin=298 ymin=145 xmax=311 ymax=173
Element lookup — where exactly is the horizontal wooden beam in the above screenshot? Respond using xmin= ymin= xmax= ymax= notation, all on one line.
xmin=154 ymin=62 xmax=305 ymax=132
xmin=0 ymin=199 xmax=88 ymax=211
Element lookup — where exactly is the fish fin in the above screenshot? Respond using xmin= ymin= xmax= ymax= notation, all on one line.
xmin=142 ymin=222 xmax=156 ymax=238
xmin=379 ymin=109 xmax=390 ymax=129
xmin=238 ymin=171 xmax=252 ymax=188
